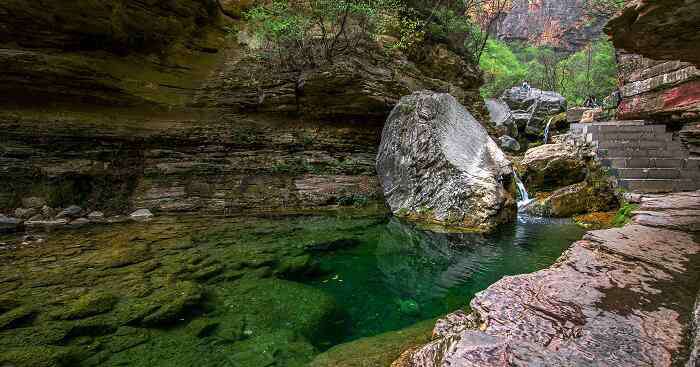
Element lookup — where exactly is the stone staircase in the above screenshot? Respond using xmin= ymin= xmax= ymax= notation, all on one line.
xmin=570 ymin=121 xmax=700 ymax=193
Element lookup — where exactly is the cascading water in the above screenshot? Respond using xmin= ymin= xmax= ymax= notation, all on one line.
xmin=514 ymin=173 xmax=532 ymax=208
xmin=543 ymin=118 xmax=552 ymax=144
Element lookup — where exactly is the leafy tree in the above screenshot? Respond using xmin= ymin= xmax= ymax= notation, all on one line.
xmin=245 ymin=0 xmax=392 ymax=71
xmin=479 ymin=38 xmax=618 ymax=104
xmin=479 ymin=39 xmax=526 ymax=97
xmin=558 ymin=39 xmax=618 ymax=105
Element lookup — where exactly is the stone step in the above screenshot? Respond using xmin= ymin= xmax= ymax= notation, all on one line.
xmin=597 ymin=139 xmax=679 ymax=149
xmin=597 ymin=148 xmax=688 ymax=158
xmin=611 ymin=168 xmax=681 ymax=179
xmin=617 ymin=179 xmax=697 ymax=193
xmin=601 ymin=157 xmax=688 ymax=169
xmin=594 ymin=133 xmax=673 ymax=142
xmin=585 ymin=124 xmax=665 ymax=134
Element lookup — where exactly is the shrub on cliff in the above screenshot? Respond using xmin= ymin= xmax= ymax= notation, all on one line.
xmin=244 ymin=0 xmax=510 ymax=71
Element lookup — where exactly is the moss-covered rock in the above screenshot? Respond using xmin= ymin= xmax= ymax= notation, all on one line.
xmin=210 ymin=278 xmax=341 ymax=342
xmin=141 ymin=281 xmax=203 ymax=326
xmin=309 ymin=319 xmax=434 ymax=367
xmin=0 ymin=306 xmax=36 ymax=330
xmin=0 ymin=346 xmax=80 ymax=367
xmin=51 ymin=291 xmax=118 ymax=320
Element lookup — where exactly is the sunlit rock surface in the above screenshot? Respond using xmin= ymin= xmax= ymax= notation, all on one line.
xmin=395 ymin=191 xmax=700 ymax=367
xmin=377 ymin=91 xmax=516 ymax=232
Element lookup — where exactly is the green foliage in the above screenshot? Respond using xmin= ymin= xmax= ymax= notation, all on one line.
xmin=480 ymin=38 xmax=618 ymax=105
xmin=611 ymin=203 xmax=639 ymax=227
xmin=558 ymin=40 xmax=618 ymax=106
xmin=245 ymin=0 xmax=393 ymax=70
xmin=479 ymin=39 xmax=526 ymax=97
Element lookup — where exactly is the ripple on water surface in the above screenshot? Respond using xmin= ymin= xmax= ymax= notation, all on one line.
xmin=0 ymin=212 xmax=584 ymax=366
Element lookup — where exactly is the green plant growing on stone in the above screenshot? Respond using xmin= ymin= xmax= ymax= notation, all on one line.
xmin=611 ymin=203 xmax=639 ymax=227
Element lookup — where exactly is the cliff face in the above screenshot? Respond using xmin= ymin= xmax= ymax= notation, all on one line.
xmin=616 ymin=52 xmax=700 ymax=122
xmin=496 ymin=0 xmax=605 ymax=52
xmin=606 ymin=0 xmax=700 ymax=156
xmin=0 ymin=1 xmax=486 ymax=214
xmin=604 ymin=0 xmax=700 ymax=67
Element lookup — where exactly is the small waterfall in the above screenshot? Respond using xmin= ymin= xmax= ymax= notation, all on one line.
xmin=514 ymin=173 xmax=532 ymax=208
xmin=543 ymin=118 xmax=552 ymax=144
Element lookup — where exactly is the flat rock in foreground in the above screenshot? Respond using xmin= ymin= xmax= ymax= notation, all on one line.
xmin=376 ymin=91 xmax=516 ymax=232
xmin=395 ymin=191 xmax=700 ymax=366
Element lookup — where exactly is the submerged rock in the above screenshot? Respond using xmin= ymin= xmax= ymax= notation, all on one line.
xmin=376 ymin=91 xmax=516 ymax=232
xmin=0 ymin=215 xmax=21 ymax=234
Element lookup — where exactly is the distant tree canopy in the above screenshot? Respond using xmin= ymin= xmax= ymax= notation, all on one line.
xmin=244 ymin=0 xmax=510 ymax=71
xmin=480 ymin=38 xmax=618 ymax=106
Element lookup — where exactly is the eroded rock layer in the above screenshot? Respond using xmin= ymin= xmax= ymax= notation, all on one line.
xmin=616 ymin=52 xmax=700 ymax=122
xmin=0 ymin=2 xmax=488 ymax=215
xmin=396 ymin=191 xmax=700 ymax=366
xmin=605 ymin=0 xmax=700 ymax=67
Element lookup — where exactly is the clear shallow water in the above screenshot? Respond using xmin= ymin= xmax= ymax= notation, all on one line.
xmin=0 ymin=212 xmax=584 ymax=366
xmin=307 ymin=213 xmax=585 ymax=343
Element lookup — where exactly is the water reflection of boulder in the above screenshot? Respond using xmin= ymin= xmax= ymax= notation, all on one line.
xmin=375 ymin=219 xmax=502 ymax=302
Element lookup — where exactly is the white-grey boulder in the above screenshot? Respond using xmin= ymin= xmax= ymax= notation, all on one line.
xmin=376 ymin=91 xmax=517 ymax=232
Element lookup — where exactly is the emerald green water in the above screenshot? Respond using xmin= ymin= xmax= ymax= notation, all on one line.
xmin=0 ymin=212 xmax=584 ymax=366
xmin=307 ymin=214 xmax=585 ymax=343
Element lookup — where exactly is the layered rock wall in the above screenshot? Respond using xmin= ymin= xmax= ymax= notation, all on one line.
xmin=0 ymin=2 xmax=487 ymax=215
xmin=616 ymin=52 xmax=700 ymax=123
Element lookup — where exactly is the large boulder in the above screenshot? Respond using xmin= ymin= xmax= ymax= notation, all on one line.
xmin=518 ymin=143 xmax=587 ymax=193
xmin=485 ymin=98 xmax=517 ymax=137
xmin=523 ymin=181 xmax=618 ymax=217
xmin=501 ymin=87 xmax=567 ymax=138
xmin=376 ymin=91 xmax=517 ymax=232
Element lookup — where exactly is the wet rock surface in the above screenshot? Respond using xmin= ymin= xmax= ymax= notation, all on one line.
xmin=376 ymin=91 xmax=516 ymax=232
xmin=500 ymin=87 xmax=567 ymax=139
xmin=395 ymin=191 xmax=700 ymax=367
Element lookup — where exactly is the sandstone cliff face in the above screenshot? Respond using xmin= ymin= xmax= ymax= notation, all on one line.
xmin=0 ymin=3 xmax=486 ymax=214
xmin=616 ymin=52 xmax=700 ymax=123
xmin=496 ymin=0 xmax=605 ymax=52
xmin=604 ymin=0 xmax=700 ymax=67
xmin=606 ymin=4 xmax=700 ymax=157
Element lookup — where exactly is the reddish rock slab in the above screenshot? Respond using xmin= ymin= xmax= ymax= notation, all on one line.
xmin=618 ymin=80 xmax=700 ymax=121
xmin=396 ymin=191 xmax=700 ymax=366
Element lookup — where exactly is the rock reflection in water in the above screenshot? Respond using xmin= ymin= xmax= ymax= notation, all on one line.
xmin=376 ymin=218 xmax=498 ymax=302
xmin=310 ymin=215 xmax=585 ymax=343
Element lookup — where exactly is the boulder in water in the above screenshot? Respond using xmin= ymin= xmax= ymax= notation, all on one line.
xmin=376 ymin=91 xmax=516 ymax=232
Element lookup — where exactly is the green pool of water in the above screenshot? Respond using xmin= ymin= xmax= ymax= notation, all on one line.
xmin=307 ymin=214 xmax=586 ymax=344
xmin=0 ymin=212 xmax=584 ymax=366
